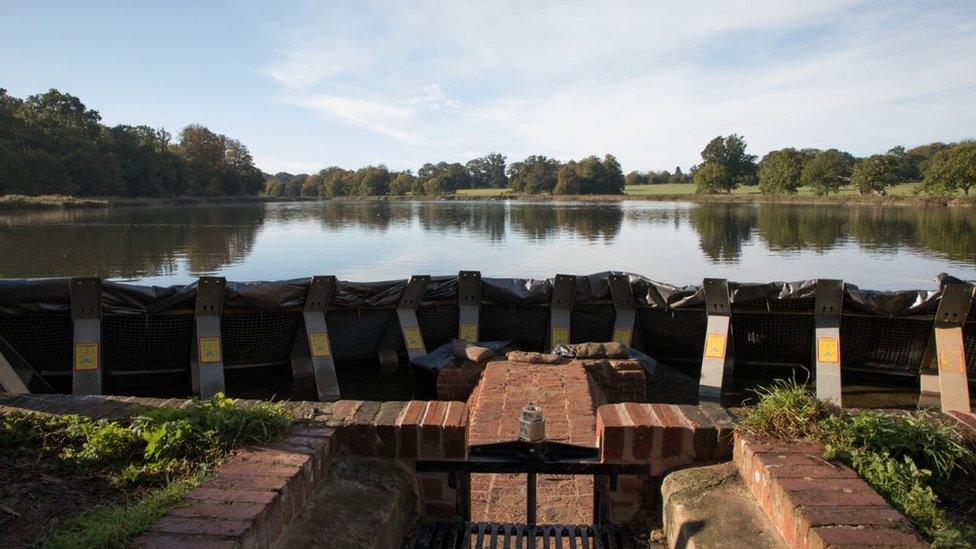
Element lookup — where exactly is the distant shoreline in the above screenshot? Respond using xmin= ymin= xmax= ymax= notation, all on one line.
xmin=1 ymin=190 xmax=973 ymax=212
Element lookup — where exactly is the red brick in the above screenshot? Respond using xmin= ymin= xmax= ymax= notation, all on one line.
xmin=793 ymin=504 xmax=909 ymax=546
xmin=288 ymin=425 xmax=335 ymax=439
xmin=208 ymin=474 xmax=290 ymax=492
xmin=442 ymin=401 xmax=467 ymax=458
xmin=421 ymin=475 xmax=445 ymax=501
xmin=809 ymin=526 xmax=927 ymax=548
xmin=624 ymin=403 xmax=654 ymax=460
xmin=785 ymin=488 xmax=887 ymax=508
xmin=169 ymin=501 xmax=267 ymax=522
xmin=150 ymin=516 xmax=253 ymax=539
xmin=132 ymin=533 xmax=239 ymax=549
xmin=420 ymin=401 xmax=448 ymax=457
xmin=373 ymin=401 xmax=406 ymax=457
xmin=216 ymin=463 xmax=300 ymax=479
xmin=675 ymin=404 xmax=718 ymax=461
xmin=648 ymin=404 xmax=685 ymax=459
xmin=397 ymin=400 xmax=426 ymax=458
xmin=597 ymin=404 xmax=629 ymax=462
xmin=232 ymin=446 xmax=312 ymax=468
xmin=185 ymin=487 xmax=278 ymax=506
xmin=329 ymin=400 xmax=363 ymax=425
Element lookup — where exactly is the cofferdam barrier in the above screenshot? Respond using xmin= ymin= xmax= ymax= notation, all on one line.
xmin=0 ymin=272 xmax=973 ymax=412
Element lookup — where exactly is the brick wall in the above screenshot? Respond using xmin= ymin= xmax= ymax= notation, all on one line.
xmin=733 ymin=431 xmax=927 ymax=549
xmin=134 ymin=426 xmax=337 ymax=548
xmin=595 ymin=402 xmax=735 ymax=523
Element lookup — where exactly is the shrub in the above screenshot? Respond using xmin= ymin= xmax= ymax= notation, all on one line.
xmin=742 ymin=381 xmax=975 ymax=547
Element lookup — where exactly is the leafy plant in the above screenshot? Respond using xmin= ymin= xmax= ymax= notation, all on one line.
xmin=742 ymin=381 xmax=976 ymax=548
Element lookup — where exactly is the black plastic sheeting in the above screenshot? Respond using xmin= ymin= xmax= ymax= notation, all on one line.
xmin=0 ymin=272 xmax=970 ymax=316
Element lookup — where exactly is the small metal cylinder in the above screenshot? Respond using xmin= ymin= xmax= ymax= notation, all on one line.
xmin=518 ymin=404 xmax=545 ymax=443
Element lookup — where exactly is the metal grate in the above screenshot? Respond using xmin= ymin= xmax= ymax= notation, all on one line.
xmin=637 ymin=308 xmax=707 ymax=366
xmin=413 ymin=521 xmax=628 ymax=549
xmin=572 ymin=304 xmax=615 ymax=344
xmin=0 ymin=313 xmax=73 ymax=374
xmin=418 ymin=304 xmax=459 ymax=349
xmin=481 ymin=305 xmax=549 ymax=351
xmin=732 ymin=312 xmax=813 ymax=368
xmin=221 ymin=310 xmax=301 ymax=367
xmin=841 ymin=315 xmax=931 ymax=374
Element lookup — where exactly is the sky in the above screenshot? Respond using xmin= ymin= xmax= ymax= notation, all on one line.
xmin=2 ymin=0 xmax=975 ymax=175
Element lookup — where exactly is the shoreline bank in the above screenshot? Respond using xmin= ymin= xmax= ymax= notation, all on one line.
xmin=1 ymin=191 xmax=973 ymax=211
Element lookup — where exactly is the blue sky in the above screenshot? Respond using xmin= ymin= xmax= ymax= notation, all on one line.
xmin=2 ymin=0 xmax=975 ymax=174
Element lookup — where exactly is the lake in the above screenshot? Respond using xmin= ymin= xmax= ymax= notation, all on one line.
xmin=1 ymin=200 xmax=974 ymax=290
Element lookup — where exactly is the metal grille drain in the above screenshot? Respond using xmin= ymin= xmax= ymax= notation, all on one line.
xmin=413 ymin=521 xmax=629 ymax=549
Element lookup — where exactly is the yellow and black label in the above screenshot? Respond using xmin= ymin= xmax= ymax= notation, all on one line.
xmin=816 ymin=337 xmax=840 ymax=364
xmin=459 ymin=323 xmax=478 ymax=343
xmin=938 ymin=348 xmax=966 ymax=374
xmin=403 ymin=327 xmax=425 ymax=350
xmin=74 ymin=342 xmax=100 ymax=371
xmin=704 ymin=333 xmax=727 ymax=359
xmin=308 ymin=332 xmax=332 ymax=358
xmin=612 ymin=328 xmax=632 ymax=345
xmin=551 ymin=327 xmax=570 ymax=347
xmin=198 ymin=336 xmax=222 ymax=364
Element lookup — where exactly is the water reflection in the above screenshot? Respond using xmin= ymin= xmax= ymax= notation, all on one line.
xmin=0 ymin=200 xmax=973 ymax=286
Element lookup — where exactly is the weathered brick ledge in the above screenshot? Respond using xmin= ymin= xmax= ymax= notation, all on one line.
xmin=135 ymin=425 xmax=336 ymax=548
xmin=595 ymin=402 xmax=736 ymax=523
xmin=733 ymin=431 xmax=927 ymax=548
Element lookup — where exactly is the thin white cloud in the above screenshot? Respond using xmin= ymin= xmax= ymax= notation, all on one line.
xmin=259 ymin=0 xmax=976 ymax=173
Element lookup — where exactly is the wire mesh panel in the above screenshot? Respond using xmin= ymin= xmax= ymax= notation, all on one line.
xmin=417 ymin=304 xmax=459 ymax=349
xmin=221 ymin=310 xmax=301 ymax=367
xmin=327 ymin=308 xmax=396 ymax=360
xmin=732 ymin=312 xmax=814 ymax=369
xmin=841 ymin=315 xmax=932 ymax=375
xmin=480 ymin=304 xmax=548 ymax=351
xmin=637 ymin=308 xmax=707 ymax=366
xmin=0 ymin=313 xmax=72 ymax=391
xmin=101 ymin=313 xmax=194 ymax=394
xmin=571 ymin=303 xmax=615 ymax=343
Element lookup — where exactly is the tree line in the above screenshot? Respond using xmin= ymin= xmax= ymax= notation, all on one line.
xmin=691 ymin=134 xmax=975 ymax=197
xmin=2 ymin=88 xmax=972 ymax=199
xmin=0 ymin=88 xmax=264 ymax=197
xmin=265 ymin=153 xmax=628 ymax=197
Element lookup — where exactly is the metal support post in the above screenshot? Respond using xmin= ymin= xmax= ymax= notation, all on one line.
xmin=814 ymin=279 xmax=844 ymax=406
xmin=71 ymin=277 xmax=102 ymax=395
xmin=457 ymin=271 xmax=481 ymax=342
xmin=919 ymin=284 xmax=973 ymax=413
xmin=378 ymin=275 xmax=430 ymax=374
xmin=607 ymin=274 xmax=637 ymax=346
xmin=547 ymin=274 xmax=577 ymax=350
xmin=0 ymin=345 xmax=30 ymax=393
xmin=190 ymin=277 xmax=226 ymax=398
xmin=699 ymin=278 xmax=733 ymax=402
xmin=291 ymin=275 xmax=340 ymax=401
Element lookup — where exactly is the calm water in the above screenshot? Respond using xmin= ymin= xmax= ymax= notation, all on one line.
xmin=1 ymin=200 xmax=974 ymax=290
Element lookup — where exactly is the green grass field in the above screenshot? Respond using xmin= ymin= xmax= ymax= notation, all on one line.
xmin=623 ymin=182 xmax=921 ymax=197
xmin=455 ymin=182 xmax=923 ymax=199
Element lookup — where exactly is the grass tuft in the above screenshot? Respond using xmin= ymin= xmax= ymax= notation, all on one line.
xmin=1 ymin=393 xmax=291 ymax=546
xmin=742 ymin=381 xmax=976 ymax=548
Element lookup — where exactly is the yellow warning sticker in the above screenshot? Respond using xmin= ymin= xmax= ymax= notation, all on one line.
xmin=74 ymin=342 xmax=99 ymax=371
xmin=704 ymin=334 xmax=727 ymax=359
xmin=403 ymin=327 xmax=425 ymax=350
xmin=612 ymin=328 xmax=632 ymax=345
xmin=817 ymin=337 xmax=840 ymax=364
xmin=551 ymin=327 xmax=570 ymax=347
xmin=308 ymin=332 xmax=331 ymax=358
xmin=459 ymin=323 xmax=478 ymax=343
xmin=198 ymin=336 xmax=222 ymax=364
xmin=938 ymin=348 xmax=966 ymax=374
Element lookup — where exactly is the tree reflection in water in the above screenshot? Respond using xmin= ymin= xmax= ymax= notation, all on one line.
xmin=0 ymin=200 xmax=973 ymax=282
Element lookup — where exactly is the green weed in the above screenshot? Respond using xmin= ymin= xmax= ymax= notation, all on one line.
xmin=742 ymin=381 xmax=976 ymax=548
